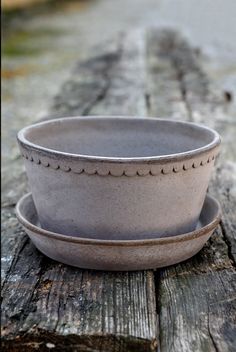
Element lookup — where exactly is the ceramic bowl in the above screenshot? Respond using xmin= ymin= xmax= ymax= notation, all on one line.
xmin=17 ymin=116 xmax=221 ymax=240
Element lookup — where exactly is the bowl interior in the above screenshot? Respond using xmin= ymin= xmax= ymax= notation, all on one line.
xmin=22 ymin=117 xmax=217 ymax=158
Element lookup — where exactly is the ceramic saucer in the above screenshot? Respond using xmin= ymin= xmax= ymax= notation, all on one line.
xmin=16 ymin=193 xmax=221 ymax=271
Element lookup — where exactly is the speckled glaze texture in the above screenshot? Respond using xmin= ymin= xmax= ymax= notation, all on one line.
xmin=16 ymin=193 xmax=221 ymax=270
xmin=17 ymin=116 xmax=221 ymax=240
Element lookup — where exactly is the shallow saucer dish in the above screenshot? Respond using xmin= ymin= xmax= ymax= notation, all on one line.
xmin=16 ymin=193 xmax=221 ymax=271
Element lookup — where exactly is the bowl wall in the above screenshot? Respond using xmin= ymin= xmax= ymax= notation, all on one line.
xmin=25 ymin=161 xmax=215 ymax=239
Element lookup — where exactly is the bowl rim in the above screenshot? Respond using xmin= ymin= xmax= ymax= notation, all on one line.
xmin=16 ymin=193 xmax=221 ymax=247
xmin=17 ymin=116 xmax=221 ymax=163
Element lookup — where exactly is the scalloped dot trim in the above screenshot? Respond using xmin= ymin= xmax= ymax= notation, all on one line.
xmin=21 ymin=153 xmax=216 ymax=177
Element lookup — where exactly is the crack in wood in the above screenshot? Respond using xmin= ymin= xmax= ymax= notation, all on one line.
xmin=220 ymin=222 xmax=236 ymax=269
xmin=207 ymin=305 xmax=220 ymax=352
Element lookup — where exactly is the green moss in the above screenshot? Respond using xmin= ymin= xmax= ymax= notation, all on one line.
xmin=2 ymin=0 xmax=92 ymax=58
xmin=2 ymin=28 xmax=64 ymax=57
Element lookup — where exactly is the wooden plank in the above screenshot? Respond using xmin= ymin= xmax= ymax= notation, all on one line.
xmin=146 ymin=29 xmax=236 ymax=352
xmin=211 ymin=164 xmax=236 ymax=263
xmin=158 ymin=265 xmax=236 ymax=352
xmin=146 ymin=29 xmax=189 ymax=120
xmin=1 ymin=31 xmax=158 ymax=352
xmin=89 ymin=30 xmax=147 ymax=116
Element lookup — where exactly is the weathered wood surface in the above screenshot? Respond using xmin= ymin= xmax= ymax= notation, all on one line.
xmin=148 ymin=30 xmax=236 ymax=352
xmin=1 ymin=28 xmax=236 ymax=352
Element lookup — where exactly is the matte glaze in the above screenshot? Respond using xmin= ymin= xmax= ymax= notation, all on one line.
xmin=16 ymin=193 xmax=221 ymax=271
xmin=17 ymin=116 xmax=221 ymax=239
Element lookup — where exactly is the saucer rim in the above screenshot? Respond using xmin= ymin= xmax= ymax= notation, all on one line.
xmin=16 ymin=193 xmax=221 ymax=247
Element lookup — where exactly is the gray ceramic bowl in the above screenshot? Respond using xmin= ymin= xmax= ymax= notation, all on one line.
xmin=17 ymin=116 xmax=221 ymax=240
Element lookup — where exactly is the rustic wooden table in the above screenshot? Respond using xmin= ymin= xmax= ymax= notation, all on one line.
xmin=2 ymin=28 xmax=236 ymax=352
